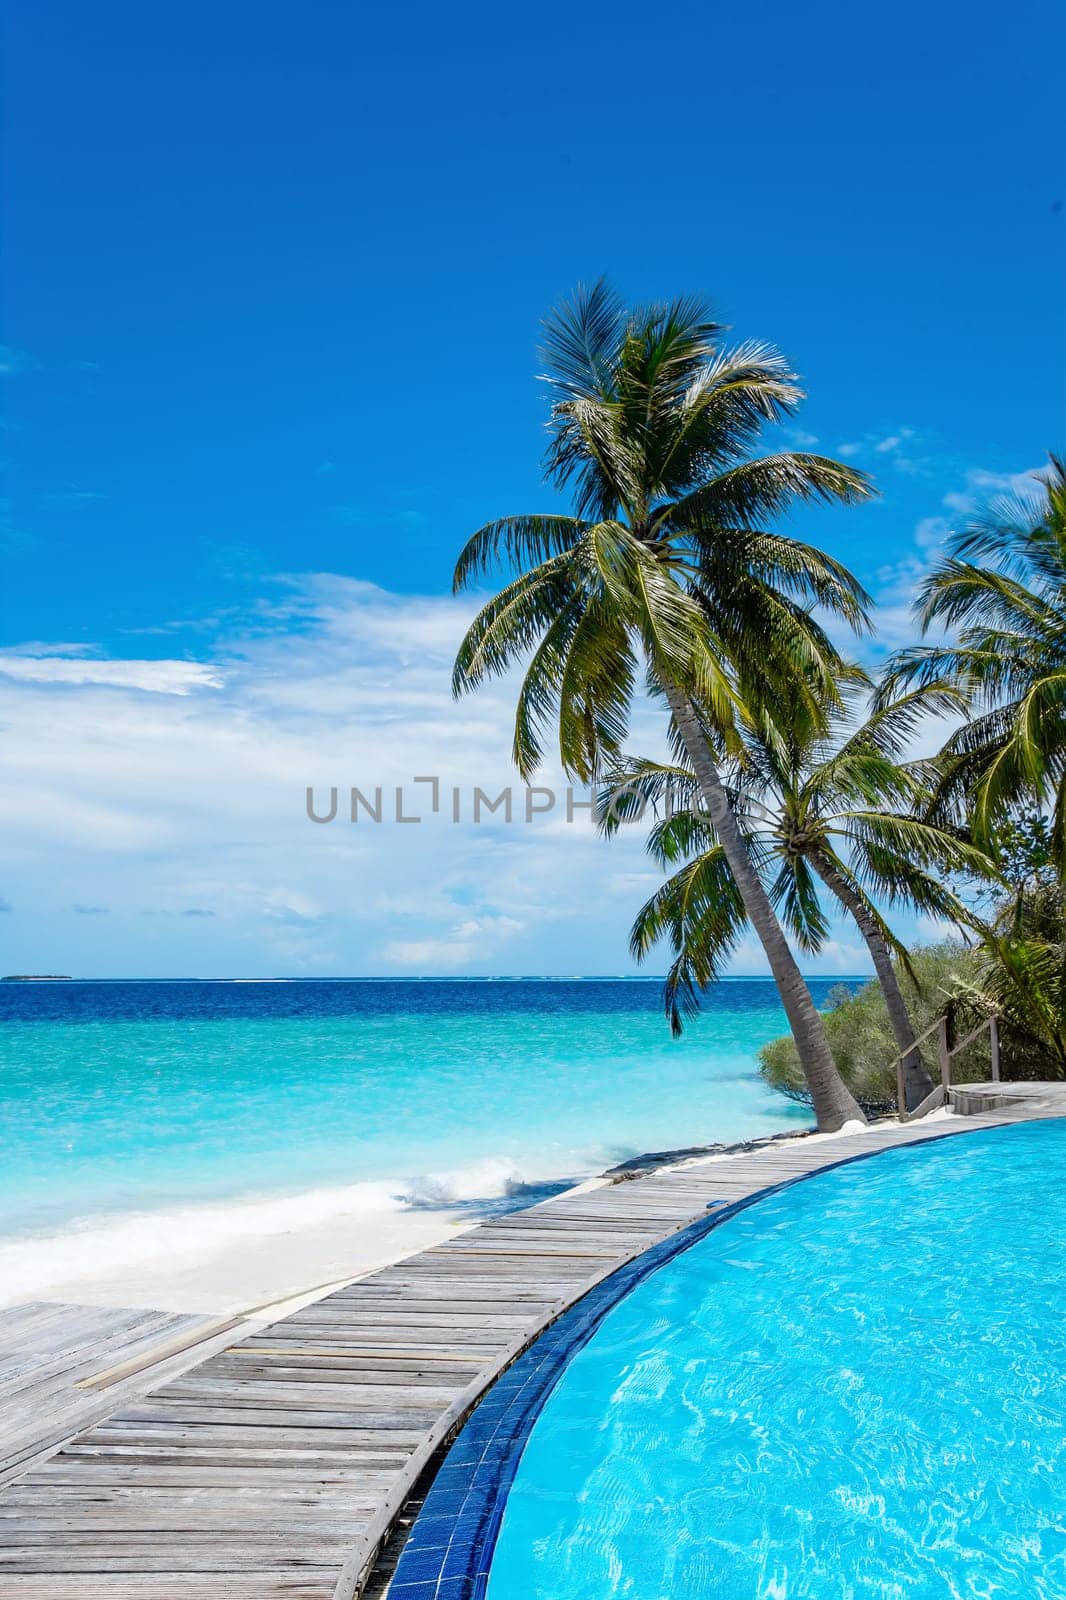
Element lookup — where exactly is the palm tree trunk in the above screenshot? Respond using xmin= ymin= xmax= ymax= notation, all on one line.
xmin=807 ymin=850 xmax=935 ymax=1112
xmin=662 ymin=684 xmax=866 ymax=1131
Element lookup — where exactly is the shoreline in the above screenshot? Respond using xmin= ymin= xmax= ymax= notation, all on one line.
xmin=0 ymin=1111 xmax=944 ymax=1317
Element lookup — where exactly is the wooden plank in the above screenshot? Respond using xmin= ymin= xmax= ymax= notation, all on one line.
xmin=0 ymin=1103 xmax=1049 ymax=1599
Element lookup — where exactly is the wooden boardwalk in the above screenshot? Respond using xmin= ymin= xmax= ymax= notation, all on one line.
xmin=0 ymin=1302 xmax=210 ymax=1487
xmin=0 ymin=1101 xmax=1060 ymax=1599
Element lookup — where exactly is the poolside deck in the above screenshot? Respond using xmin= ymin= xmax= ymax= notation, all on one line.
xmin=0 ymin=1097 xmax=1061 ymax=1599
xmin=0 ymin=1302 xmax=209 ymax=1486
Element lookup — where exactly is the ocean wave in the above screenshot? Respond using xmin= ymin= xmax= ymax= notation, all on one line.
xmin=402 ymin=1156 xmax=535 ymax=1207
xmin=0 ymin=1151 xmax=601 ymax=1302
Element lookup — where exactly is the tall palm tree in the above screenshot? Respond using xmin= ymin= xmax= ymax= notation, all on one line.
xmin=452 ymin=281 xmax=875 ymax=1130
xmin=881 ymin=454 xmax=1066 ymax=873
xmin=601 ymin=678 xmax=997 ymax=1111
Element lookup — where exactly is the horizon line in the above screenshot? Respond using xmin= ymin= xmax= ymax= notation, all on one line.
xmin=1 ymin=973 xmax=873 ymax=984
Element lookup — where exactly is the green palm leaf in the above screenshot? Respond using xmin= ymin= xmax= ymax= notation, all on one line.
xmin=879 ymin=455 xmax=1066 ymax=871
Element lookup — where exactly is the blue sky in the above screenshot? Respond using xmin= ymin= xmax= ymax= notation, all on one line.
xmin=1 ymin=0 xmax=1063 ymax=976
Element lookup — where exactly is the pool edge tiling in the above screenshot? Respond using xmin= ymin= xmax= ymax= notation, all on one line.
xmin=387 ymin=1204 xmax=728 ymax=1600
xmin=387 ymin=1122 xmax=1048 ymax=1600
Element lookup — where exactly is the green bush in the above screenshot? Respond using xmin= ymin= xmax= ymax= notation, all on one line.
xmin=955 ymin=879 xmax=1066 ymax=1080
xmin=758 ymin=943 xmax=990 ymax=1114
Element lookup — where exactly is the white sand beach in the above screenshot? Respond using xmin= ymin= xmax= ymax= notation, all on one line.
xmin=0 ymin=1116 xmax=942 ymax=1319
xmin=0 ymin=1193 xmax=470 ymax=1316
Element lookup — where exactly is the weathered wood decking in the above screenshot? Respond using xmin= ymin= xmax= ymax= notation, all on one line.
xmin=0 ymin=1098 xmax=1061 ymax=1599
xmin=0 ymin=1302 xmax=209 ymax=1487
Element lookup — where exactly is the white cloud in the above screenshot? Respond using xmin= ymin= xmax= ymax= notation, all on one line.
xmin=915 ymin=915 xmax=966 ymax=946
xmin=835 ymin=426 xmax=926 ymax=474
xmin=941 ymin=463 xmax=1045 ymax=515
xmin=914 ymin=515 xmax=950 ymax=552
xmin=727 ymin=931 xmax=872 ymax=977
xmin=0 ymin=655 xmax=222 ymax=694
xmin=0 ymin=641 xmax=101 ymax=658
xmin=0 ymin=570 xmax=962 ymax=980
xmin=0 ymin=577 xmax=672 ymax=977
xmin=383 ymin=913 xmax=523 ymax=970
xmin=859 ymin=456 xmax=1046 ymax=670
xmin=607 ymin=871 xmax=662 ymax=895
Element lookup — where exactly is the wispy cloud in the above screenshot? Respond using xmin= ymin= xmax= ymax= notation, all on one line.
xmin=383 ymin=913 xmax=524 ymax=970
xmin=39 ymin=488 xmax=105 ymax=510
xmin=860 ymin=457 xmax=1046 ymax=665
xmin=941 ymin=464 xmax=1046 ymax=514
xmin=0 ymin=346 xmax=33 ymax=377
xmin=837 ymin=426 xmax=929 ymax=474
xmin=782 ymin=427 xmax=819 ymax=449
xmin=915 ymin=915 xmax=966 ymax=945
xmin=0 ymin=570 xmax=960 ymax=979
xmin=0 ymin=655 xmax=222 ymax=694
xmin=0 ymin=642 xmax=101 ymax=659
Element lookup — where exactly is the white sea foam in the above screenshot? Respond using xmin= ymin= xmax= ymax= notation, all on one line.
xmin=0 ymin=1152 xmax=590 ymax=1303
xmin=0 ymin=1178 xmax=399 ymax=1301
xmin=403 ymin=1156 xmax=531 ymax=1206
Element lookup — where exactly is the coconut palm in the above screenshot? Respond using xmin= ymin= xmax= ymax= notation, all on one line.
xmin=452 ymin=281 xmax=875 ymax=1130
xmin=881 ymin=454 xmax=1066 ymax=872
xmin=600 ymin=678 xmax=997 ymax=1111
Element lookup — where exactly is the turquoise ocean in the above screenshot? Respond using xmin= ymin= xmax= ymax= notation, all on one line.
xmin=0 ymin=978 xmax=849 ymax=1293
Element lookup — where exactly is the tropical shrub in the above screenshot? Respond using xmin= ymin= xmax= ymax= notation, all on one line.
xmin=757 ymin=944 xmax=989 ymax=1114
xmin=957 ymin=877 xmax=1066 ymax=1079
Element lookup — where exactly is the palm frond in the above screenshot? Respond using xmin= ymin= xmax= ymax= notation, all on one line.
xmin=629 ymin=848 xmax=748 ymax=1036
xmin=661 ymin=451 xmax=873 ymax=534
xmin=452 ymin=555 xmax=577 ymax=694
xmin=595 ymin=758 xmax=701 ymax=837
xmin=769 ymin=855 xmax=831 ymax=952
xmin=453 ymin=515 xmax=586 ymax=590
xmin=538 ymin=278 xmax=626 ymax=401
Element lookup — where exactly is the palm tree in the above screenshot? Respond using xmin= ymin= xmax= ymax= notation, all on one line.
xmin=601 ymin=677 xmax=997 ymax=1111
xmin=881 ymin=454 xmax=1066 ymax=873
xmin=452 ymin=281 xmax=875 ymax=1130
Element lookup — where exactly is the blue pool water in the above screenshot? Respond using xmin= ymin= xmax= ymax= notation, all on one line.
xmin=485 ymin=1121 xmax=1066 ymax=1600
xmin=0 ymin=978 xmax=827 ymax=1251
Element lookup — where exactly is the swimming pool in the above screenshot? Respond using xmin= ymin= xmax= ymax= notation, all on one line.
xmin=393 ymin=1120 xmax=1066 ymax=1599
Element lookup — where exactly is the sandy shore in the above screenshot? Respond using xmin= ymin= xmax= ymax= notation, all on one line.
xmin=0 ymin=1200 xmax=472 ymax=1316
xmin=2 ymin=1113 xmax=943 ymax=1318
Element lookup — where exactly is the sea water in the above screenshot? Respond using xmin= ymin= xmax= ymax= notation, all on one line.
xmin=0 ymin=978 xmax=838 ymax=1289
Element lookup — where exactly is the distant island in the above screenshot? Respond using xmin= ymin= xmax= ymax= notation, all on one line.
xmin=1 ymin=974 xmax=73 ymax=981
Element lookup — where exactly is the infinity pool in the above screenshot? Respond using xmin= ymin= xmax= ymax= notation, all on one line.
xmin=402 ymin=1122 xmax=1066 ymax=1599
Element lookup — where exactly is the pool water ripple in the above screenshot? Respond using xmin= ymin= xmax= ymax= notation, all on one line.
xmin=480 ymin=1121 xmax=1066 ymax=1599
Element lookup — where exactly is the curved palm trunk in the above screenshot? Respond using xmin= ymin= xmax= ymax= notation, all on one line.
xmin=662 ymin=684 xmax=866 ymax=1131
xmin=807 ymin=850 xmax=935 ymax=1112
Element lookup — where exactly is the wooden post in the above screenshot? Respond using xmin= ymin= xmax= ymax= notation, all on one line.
xmin=989 ymin=1015 xmax=1001 ymax=1082
xmin=938 ymin=1014 xmax=952 ymax=1092
xmin=895 ymin=1053 xmax=907 ymax=1121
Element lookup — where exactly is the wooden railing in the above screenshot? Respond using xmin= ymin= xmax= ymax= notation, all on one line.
xmin=894 ymin=1012 xmax=1001 ymax=1121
